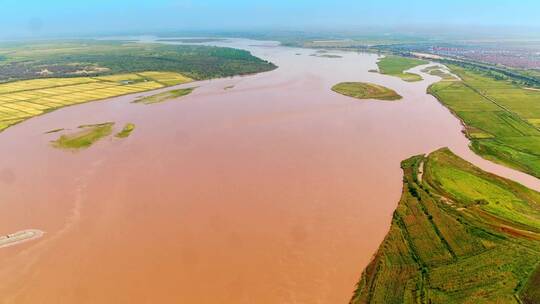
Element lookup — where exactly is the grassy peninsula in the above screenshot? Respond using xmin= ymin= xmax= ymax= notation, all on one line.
xmin=332 ymin=82 xmax=402 ymax=101
xmin=351 ymin=148 xmax=540 ymax=304
xmin=377 ymin=56 xmax=428 ymax=82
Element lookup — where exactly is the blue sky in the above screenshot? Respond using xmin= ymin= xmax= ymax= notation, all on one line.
xmin=1 ymin=0 xmax=539 ymax=38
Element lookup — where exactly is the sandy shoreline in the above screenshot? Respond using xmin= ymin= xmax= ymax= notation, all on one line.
xmin=0 ymin=229 xmax=44 ymax=249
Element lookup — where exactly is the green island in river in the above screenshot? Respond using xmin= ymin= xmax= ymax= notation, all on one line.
xmin=332 ymin=82 xmax=402 ymax=101
xmin=51 ymin=122 xmax=115 ymax=150
xmin=115 ymin=123 xmax=136 ymax=138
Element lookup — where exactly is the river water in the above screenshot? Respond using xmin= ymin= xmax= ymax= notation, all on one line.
xmin=0 ymin=38 xmax=538 ymax=304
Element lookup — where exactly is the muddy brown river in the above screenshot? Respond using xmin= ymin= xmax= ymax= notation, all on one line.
xmin=0 ymin=38 xmax=539 ymax=304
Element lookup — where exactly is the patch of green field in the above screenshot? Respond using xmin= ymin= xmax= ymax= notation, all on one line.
xmin=351 ymin=148 xmax=540 ymax=304
xmin=332 ymin=82 xmax=402 ymax=101
xmin=0 ymin=71 xmax=190 ymax=132
xmin=377 ymin=56 xmax=428 ymax=82
xmin=134 ymin=87 xmax=195 ymax=104
xmin=115 ymin=123 xmax=135 ymax=138
xmin=428 ymin=65 xmax=540 ymax=178
xmin=52 ymin=122 xmax=114 ymax=150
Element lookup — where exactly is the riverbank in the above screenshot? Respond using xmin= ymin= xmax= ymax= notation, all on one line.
xmin=351 ymin=149 xmax=540 ymax=303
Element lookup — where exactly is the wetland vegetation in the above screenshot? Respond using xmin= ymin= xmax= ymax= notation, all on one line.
xmin=134 ymin=87 xmax=195 ymax=104
xmin=332 ymin=82 xmax=402 ymax=101
xmin=51 ymin=122 xmax=114 ymax=150
xmin=115 ymin=123 xmax=135 ymax=138
xmin=421 ymin=66 xmax=456 ymax=80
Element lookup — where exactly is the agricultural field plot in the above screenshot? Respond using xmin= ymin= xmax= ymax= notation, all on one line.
xmin=0 ymin=77 xmax=99 ymax=94
xmin=351 ymin=149 xmax=540 ymax=304
xmin=136 ymin=71 xmax=193 ymax=86
xmin=429 ymin=65 xmax=540 ymax=178
xmin=376 ymin=55 xmax=428 ymax=82
xmin=0 ymin=71 xmax=192 ymax=132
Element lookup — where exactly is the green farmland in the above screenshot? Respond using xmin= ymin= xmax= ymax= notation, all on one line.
xmin=0 ymin=71 xmax=191 ymax=132
xmin=429 ymin=65 xmax=540 ymax=178
xmin=377 ymin=56 xmax=427 ymax=82
xmin=351 ymin=149 xmax=540 ymax=304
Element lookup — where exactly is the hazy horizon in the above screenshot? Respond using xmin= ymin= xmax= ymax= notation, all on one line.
xmin=2 ymin=0 xmax=540 ymax=39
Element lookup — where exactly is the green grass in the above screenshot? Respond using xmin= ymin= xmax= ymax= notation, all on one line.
xmin=115 ymin=123 xmax=135 ymax=138
xmin=133 ymin=87 xmax=195 ymax=104
xmin=428 ymin=65 xmax=540 ymax=178
xmin=332 ymin=82 xmax=402 ymax=101
xmin=421 ymin=66 xmax=456 ymax=80
xmin=351 ymin=148 xmax=540 ymax=304
xmin=51 ymin=122 xmax=114 ymax=150
xmin=377 ymin=56 xmax=428 ymax=82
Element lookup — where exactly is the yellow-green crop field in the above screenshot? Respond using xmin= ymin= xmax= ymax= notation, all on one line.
xmin=0 ymin=72 xmax=192 ymax=131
